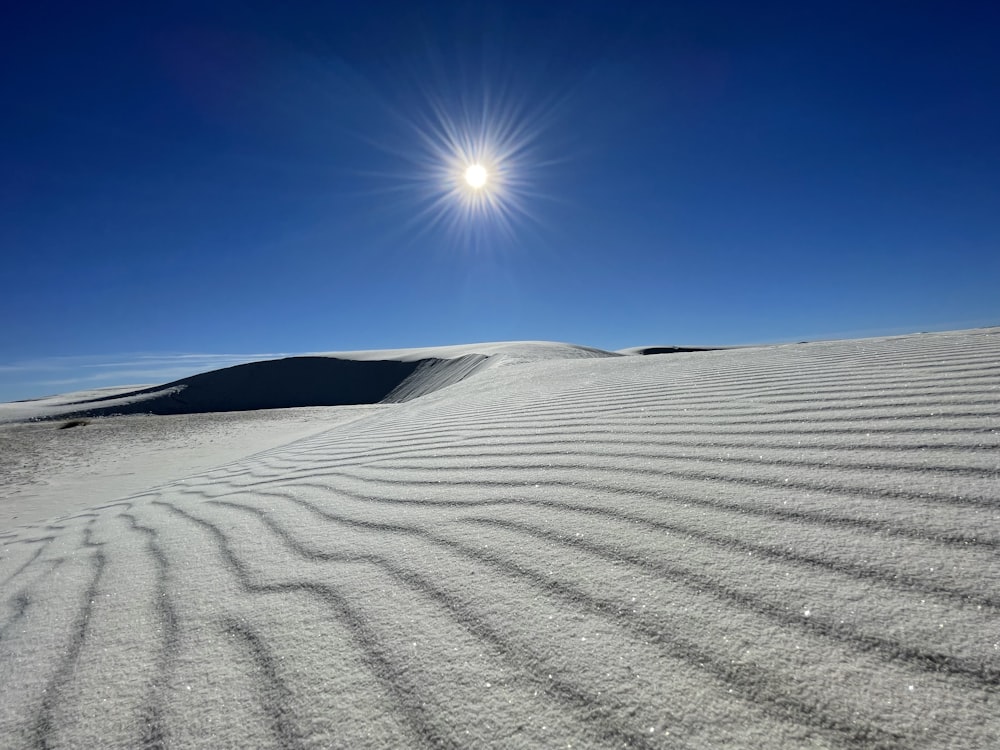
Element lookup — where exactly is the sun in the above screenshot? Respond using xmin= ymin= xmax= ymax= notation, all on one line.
xmin=370 ymin=70 xmax=554 ymax=251
xmin=465 ymin=163 xmax=488 ymax=189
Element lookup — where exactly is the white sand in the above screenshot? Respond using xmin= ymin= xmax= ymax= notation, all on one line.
xmin=0 ymin=406 xmax=384 ymax=528
xmin=0 ymin=342 xmax=611 ymax=423
xmin=1 ymin=328 xmax=999 ymax=748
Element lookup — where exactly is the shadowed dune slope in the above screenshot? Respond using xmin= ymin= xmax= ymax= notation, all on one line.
xmin=1 ymin=328 xmax=999 ymax=749
xmin=616 ymin=345 xmax=723 ymax=355
xmin=1 ymin=342 xmax=617 ymax=422
xmin=55 ymin=357 xmax=433 ymax=417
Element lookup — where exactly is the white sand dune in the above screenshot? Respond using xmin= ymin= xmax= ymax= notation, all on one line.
xmin=0 ymin=342 xmax=612 ymax=423
xmin=1 ymin=328 xmax=999 ymax=748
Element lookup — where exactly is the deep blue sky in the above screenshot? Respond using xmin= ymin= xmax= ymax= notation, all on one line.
xmin=2 ymin=1 xmax=998 ymax=400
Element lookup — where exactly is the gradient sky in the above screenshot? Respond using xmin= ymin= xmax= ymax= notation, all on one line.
xmin=2 ymin=0 xmax=998 ymax=401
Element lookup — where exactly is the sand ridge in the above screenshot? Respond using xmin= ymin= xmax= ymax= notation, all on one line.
xmin=1 ymin=328 xmax=999 ymax=748
xmin=0 ymin=341 xmax=615 ymax=423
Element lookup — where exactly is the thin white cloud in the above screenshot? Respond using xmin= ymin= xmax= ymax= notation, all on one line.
xmin=37 ymin=367 xmax=213 ymax=387
xmin=76 ymin=353 xmax=296 ymax=369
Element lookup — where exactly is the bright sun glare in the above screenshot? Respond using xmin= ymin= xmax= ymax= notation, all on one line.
xmin=465 ymin=164 xmax=488 ymax=189
xmin=379 ymin=73 xmax=551 ymax=249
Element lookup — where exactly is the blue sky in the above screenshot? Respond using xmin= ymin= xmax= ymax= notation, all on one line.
xmin=2 ymin=1 xmax=998 ymax=401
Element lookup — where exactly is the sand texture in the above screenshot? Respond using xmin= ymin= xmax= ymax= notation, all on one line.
xmin=0 ymin=406 xmax=386 ymax=527
xmin=1 ymin=329 xmax=999 ymax=748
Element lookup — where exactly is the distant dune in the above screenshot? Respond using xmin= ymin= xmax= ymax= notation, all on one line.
xmin=2 ymin=329 xmax=999 ymax=749
xmin=0 ymin=342 xmax=615 ymax=423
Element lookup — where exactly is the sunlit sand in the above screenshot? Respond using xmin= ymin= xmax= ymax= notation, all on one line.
xmin=2 ymin=329 xmax=999 ymax=748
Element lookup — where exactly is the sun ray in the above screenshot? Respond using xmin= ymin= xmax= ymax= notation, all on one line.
xmin=358 ymin=65 xmax=558 ymax=254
